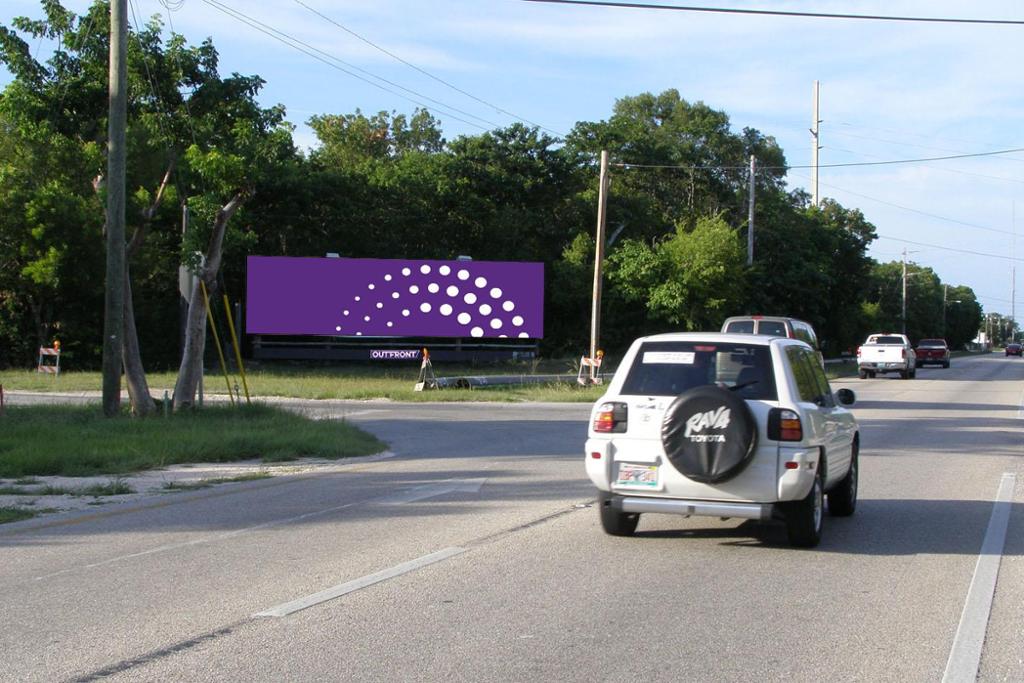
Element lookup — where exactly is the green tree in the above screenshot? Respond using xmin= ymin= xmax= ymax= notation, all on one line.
xmin=607 ymin=214 xmax=746 ymax=334
xmin=566 ymin=89 xmax=788 ymax=244
xmin=942 ymin=285 xmax=983 ymax=349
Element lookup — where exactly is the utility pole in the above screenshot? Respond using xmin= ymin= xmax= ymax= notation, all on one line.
xmin=102 ymin=0 xmax=127 ymax=417
xmin=1012 ymin=265 xmax=1017 ymax=342
xmin=590 ymin=150 xmax=609 ymax=362
xmin=901 ymin=248 xmax=908 ymax=335
xmin=942 ymin=284 xmax=948 ymax=336
xmin=811 ymin=80 xmax=820 ymax=207
xmin=747 ymin=155 xmax=755 ymax=266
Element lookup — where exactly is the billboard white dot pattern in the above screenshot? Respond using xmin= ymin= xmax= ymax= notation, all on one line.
xmin=330 ymin=261 xmax=532 ymax=338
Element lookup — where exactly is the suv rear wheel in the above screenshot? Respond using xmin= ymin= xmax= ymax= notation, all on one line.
xmin=827 ymin=440 xmax=858 ymax=517
xmin=598 ymin=492 xmax=639 ymax=536
xmin=784 ymin=469 xmax=823 ymax=548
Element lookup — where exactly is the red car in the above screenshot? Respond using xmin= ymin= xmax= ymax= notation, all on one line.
xmin=1006 ymin=343 xmax=1022 ymax=357
xmin=915 ymin=338 xmax=950 ymax=368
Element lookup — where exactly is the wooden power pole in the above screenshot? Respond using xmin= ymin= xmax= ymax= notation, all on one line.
xmin=102 ymin=0 xmax=127 ymax=416
xmin=590 ymin=151 xmax=609 ymax=361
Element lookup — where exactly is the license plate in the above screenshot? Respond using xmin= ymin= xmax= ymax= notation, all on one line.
xmin=615 ymin=463 xmax=659 ymax=488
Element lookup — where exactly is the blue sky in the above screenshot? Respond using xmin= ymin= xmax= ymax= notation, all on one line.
xmin=4 ymin=0 xmax=1024 ymax=320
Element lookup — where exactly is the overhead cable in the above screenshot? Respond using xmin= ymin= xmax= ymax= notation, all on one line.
xmin=788 ymin=172 xmax=1020 ymax=237
xmin=875 ymin=235 xmax=1024 ymax=262
xmin=823 ymin=147 xmax=1024 ymax=186
xmin=292 ymin=0 xmax=562 ymax=137
xmin=522 ymin=0 xmax=1024 ymax=25
xmin=615 ymin=147 xmax=1024 ymax=172
xmin=199 ymin=0 xmax=494 ymax=131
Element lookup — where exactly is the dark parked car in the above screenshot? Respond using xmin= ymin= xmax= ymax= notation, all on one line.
xmin=915 ymin=338 xmax=950 ymax=368
xmin=1006 ymin=343 xmax=1022 ymax=357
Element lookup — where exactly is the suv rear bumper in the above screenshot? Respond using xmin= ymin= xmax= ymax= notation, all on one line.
xmin=607 ymin=493 xmax=776 ymax=521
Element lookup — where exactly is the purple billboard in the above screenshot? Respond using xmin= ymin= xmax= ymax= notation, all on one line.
xmin=246 ymin=256 xmax=544 ymax=339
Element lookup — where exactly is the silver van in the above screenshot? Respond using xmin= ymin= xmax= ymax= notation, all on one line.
xmin=721 ymin=315 xmax=820 ymax=351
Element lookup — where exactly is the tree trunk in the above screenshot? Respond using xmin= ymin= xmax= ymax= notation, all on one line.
xmin=122 ymin=264 xmax=156 ymax=415
xmin=120 ymin=163 xmax=172 ymax=417
xmin=173 ymin=192 xmax=247 ymax=411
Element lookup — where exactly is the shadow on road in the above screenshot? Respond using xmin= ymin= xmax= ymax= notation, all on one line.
xmin=630 ymin=496 xmax=1024 ymax=556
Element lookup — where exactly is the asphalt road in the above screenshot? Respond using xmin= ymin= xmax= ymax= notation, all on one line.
xmin=2 ymin=353 xmax=1022 ymax=682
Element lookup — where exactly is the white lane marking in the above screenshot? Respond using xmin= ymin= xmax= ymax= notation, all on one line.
xmin=34 ymin=500 xmax=360 ymax=581
xmin=942 ymin=473 xmax=1016 ymax=683
xmin=32 ymin=469 xmax=473 ymax=581
xmin=254 ymin=547 xmax=466 ymax=618
xmin=1017 ymin=390 xmax=1024 ymax=420
xmin=371 ymin=477 xmax=487 ymax=505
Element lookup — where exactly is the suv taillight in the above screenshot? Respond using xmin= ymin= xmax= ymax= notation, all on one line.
xmin=593 ymin=402 xmax=628 ymax=433
xmin=856 ymin=347 xmax=862 ymax=358
xmin=768 ymin=408 xmax=803 ymax=441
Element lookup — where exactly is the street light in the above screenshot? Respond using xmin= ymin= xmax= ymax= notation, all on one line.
xmin=942 ymin=298 xmax=962 ymax=337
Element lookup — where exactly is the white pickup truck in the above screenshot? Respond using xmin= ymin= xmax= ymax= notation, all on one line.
xmin=857 ymin=333 xmax=916 ymax=379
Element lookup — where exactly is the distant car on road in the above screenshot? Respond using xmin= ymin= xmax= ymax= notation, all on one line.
xmin=585 ymin=332 xmax=859 ymax=548
xmin=857 ymin=333 xmax=916 ymax=379
xmin=721 ymin=315 xmax=819 ymax=351
xmin=1006 ymin=343 xmax=1022 ymax=357
xmin=915 ymin=338 xmax=950 ymax=369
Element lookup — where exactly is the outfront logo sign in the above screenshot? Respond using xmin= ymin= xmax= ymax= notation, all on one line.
xmin=684 ymin=407 xmax=731 ymax=443
xmin=246 ymin=256 xmax=544 ymax=339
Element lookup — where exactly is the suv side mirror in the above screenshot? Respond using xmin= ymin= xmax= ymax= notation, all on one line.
xmin=836 ymin=388 xmax=856 ymax=406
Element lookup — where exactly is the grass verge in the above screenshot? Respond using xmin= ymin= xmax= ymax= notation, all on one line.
xmin=0 ymin=362 xmax=607 ymax=402
xmin=0 ymin=404 xmax=386 ymax=478
xmin=0 ymin=507 xmax=38 ymax=524
xmin=162 ymin=472 xmax=273 ymax=491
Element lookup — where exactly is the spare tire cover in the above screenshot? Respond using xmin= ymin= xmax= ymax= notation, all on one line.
xmin=661 ymin=385 xmax=757 ymax=484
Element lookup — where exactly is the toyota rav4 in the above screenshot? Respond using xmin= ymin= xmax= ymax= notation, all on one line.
xmin=585 ymin=332 xmax=859 ymax=547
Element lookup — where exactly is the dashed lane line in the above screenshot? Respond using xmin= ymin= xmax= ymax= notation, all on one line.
xmin=942 ymin=472 xmax=1016 ymax=683
xmin=254 ymin=547 xmax=467 ymax=618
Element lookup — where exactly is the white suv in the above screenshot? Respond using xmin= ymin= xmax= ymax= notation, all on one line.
xmin=585 ymin=332 xmax=859 ymax=547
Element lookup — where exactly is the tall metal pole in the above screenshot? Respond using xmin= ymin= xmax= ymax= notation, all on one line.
xmin=901 ymin=248 xmax=908 ymax=335
xmin=102 ymin=0 xmax=127 ymax=417
xmin=747 ymin=155 xmax=755 ymax=266
xmin=942 ymin=284 xmax=948 ymax=336
xmin=811 ymin=80 xmax=820 ymax=207
xmin=1012 ymin=265 xmax=1017 ymax=341
xmin=590 ymin=151 xmax=609 ymax=361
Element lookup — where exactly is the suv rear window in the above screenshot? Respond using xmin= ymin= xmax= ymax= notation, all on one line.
xmin=917 ymin=339 xmax=946 ymax=348
xmin=620 ymin=341 xmax=777 ymax=400
xmin=872 ymin=336 xmax=905 ymax=345
xmin=724 ymin=320 xmax=755 ymax=334
xmin=757 ymin=321 xmax=788 ymax=337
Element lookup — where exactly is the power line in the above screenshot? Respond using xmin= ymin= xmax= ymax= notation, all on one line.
xmin=615 ymin=146 xmax=1024 ymax=171
xmin=875 ymin=235 xmax=1024 ymax=262
xmin=291 ymin=0 xmax=563 ymax=137
xmin=834 ymin=120 xmax=1017 ymax=152
xmin=827 ymin=129 xmax=1024 ymax=164
xmin=521 ymin=0 xmax=1024 ymax=25
xmin=198 ymin=0 xmax=495 ymax=131
xmin=824 ymin=146 xmax=1024 ymax=186
xmin=788 ymin=172 xmax=1020 ymax=237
